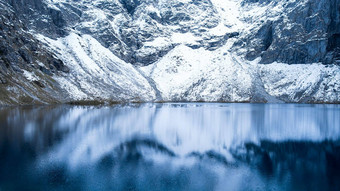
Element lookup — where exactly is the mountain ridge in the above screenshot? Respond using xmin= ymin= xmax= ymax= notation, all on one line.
xmin=0 ymin=0 xmax=339 ymax=105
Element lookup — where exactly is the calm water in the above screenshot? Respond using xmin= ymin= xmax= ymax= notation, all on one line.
xmin=0 ymin=103 xmax=340 ymax=191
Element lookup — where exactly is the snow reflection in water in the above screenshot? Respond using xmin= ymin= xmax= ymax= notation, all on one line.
xmin=0 ymin=103 xmax=340 ymax=191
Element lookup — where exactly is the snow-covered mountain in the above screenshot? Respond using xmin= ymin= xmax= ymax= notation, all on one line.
xmin=0 ymin=0 xmax=339 ymax=105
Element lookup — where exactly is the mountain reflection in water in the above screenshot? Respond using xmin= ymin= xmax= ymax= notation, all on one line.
xmin=0 ymin=103 xmax=340 ymax=191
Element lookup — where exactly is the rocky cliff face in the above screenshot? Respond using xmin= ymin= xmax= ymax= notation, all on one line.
xmin=239 ymin=0 xmax=340 ymax=65
xmin=0 ymin=0 xmax=339 ymax=105
xmin=0 ymin=1 xmax=71 ymax=105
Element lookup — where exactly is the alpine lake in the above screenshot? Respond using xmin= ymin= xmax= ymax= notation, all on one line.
xmin=0 ymin=103 xmax=340 ymax=191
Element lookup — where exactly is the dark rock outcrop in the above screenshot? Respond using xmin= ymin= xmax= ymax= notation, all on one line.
xmin=240 ymin=0 xmax=340 ymax=65
xmin=0 ymin=1 xmax=69 ymax=105
xmin=0 ymin=1 xmax=68 ymax=74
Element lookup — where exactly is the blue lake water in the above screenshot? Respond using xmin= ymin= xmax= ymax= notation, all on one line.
xmin=0 ymin=103 xmax=340 ymax=191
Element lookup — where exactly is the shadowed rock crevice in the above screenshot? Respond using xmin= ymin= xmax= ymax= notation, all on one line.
xmin=119 ymin=0 xmax=142 ymax=15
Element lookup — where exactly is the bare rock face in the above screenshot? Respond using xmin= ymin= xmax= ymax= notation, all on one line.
xmin=4 ymin=0 xmax=68 ymax=37
xmin=0 ymin=1 xmax=71 ymax=105
xmin=239 ymin=0 xmax=340 ymax=65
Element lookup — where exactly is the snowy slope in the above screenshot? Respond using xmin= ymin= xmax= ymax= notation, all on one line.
xmin=141 ymin=43 xmax=253 ymax=102
xmin=36 ymin=33 xmax=156 ymax=102
xmin=141 ymin=43 xmax=340 ymax=103
xmin=258 ymin=63 xmax=340 ymax=103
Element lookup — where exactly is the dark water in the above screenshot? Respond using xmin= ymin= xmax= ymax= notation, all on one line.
xmin=0 ymin=103 xmax=340 ymax=191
